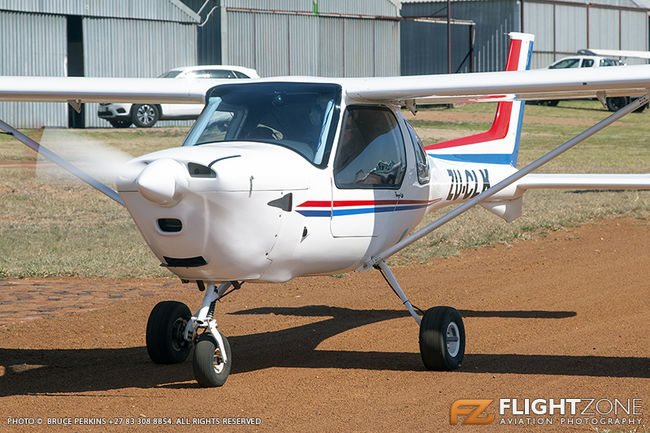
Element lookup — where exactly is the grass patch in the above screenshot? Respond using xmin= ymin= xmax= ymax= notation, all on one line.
xmin=393 ymin=99 xmax=650 ymax=265
xmin=0 ymin=100 xmax=648 ymax=277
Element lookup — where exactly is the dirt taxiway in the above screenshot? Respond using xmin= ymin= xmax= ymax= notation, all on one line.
xmin=0 ymin=218 xmax=648 ymax=432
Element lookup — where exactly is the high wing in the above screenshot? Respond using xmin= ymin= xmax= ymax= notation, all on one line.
xmin=341 ymin=64 xmax=650 ymax=105
xmin=0 ymin=59 xmax=649 ymax=107
xmin=583 ymin=48 xmax=650 ymax=60
xmin=0 ymin=77 xmax=231 ymax=104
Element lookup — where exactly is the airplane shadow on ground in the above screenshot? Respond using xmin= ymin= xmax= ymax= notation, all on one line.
xmin=0 ymin=306 xmax=647 ymax=396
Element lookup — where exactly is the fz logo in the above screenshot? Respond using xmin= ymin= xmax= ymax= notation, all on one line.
xmin=450 ymin=399 xmax=495 ymax=425
xmin=446 ymin=169 xmax=490 ymax=201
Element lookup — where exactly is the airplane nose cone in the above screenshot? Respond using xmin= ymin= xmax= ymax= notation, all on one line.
xmin=135 ymin=158 xmax=188 ymax=206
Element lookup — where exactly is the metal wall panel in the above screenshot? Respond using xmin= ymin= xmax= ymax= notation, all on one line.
xmin=401 ymin=1 xmax=519 ymax=73
xmin=0 ymin=11 xmax=67 ymax=128
xmin=254 ymin=13 xmax=290 ymax=76
xmin=621 ymin=11 xmax=648 ymax=48
xmin=318 ymin=17 xmax=345 ymax=77
xmin=221 ymin=0 xmax=400 ymax=17
xmin=226 ymin=11 xmax=256 ymax=69
xmin=181 ymin=0 xmax=222 ymax=64
xmin=289 ymin=14 xmax=319 ymax=75
xmin=530 ymin=52 xmax=556 ymax=69
xmin=555 ymin=5 xmax=587 ymax=53
xmin=374 ymin=20 xmax=400 ymax=76
xmin=401 ymin=20 xmax=472 ymax=75
xmin=83 ymin=17 xmax=197 ymax=127
xmin=343 ymin=19 xmax=375 ymax=77
xmin=0 ymin=0 xmax=198 ymax=23
xmin=225 ymin=9 xmax=399 ymax=78
xmin=403 ymin=0 xmax=648 ymax=73
xmin=523 ymin=2 xmax=553 ymax=55
xmin=621 ymin=10 xmax=647 ymax=64
xmin=525 ymin=1 xmax=647 ymax=68
xmin=589 ymin=8 xmax=620 ymax=49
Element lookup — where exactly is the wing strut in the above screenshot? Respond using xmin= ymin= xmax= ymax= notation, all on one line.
xmin=0 ymin=119 xmax=124 ymax=206
xmin=366 ymin=93 xmax=649 ymax=270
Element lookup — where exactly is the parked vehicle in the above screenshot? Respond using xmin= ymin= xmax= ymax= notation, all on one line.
xmin=539 ymin=55 xmax=646 ymax=112
xmin=98 ymin=65 xmax=259 ymax=128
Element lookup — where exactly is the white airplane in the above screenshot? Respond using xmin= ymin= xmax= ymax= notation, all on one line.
xmin=1 ymin=33 xmax=649 ymax=387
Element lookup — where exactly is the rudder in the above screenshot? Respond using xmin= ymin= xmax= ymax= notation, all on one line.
xmin=425 ymin=33 xmax=534 ymax=167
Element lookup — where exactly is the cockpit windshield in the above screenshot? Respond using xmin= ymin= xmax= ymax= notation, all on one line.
xmin=182 ymin=82 xmax=341 ymax=167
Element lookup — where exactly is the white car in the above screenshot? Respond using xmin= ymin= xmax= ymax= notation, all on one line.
xmin=542 ymin=54 xmax=645 ymax=112
xmin=98 ymin=65 xmax=259 ymax=128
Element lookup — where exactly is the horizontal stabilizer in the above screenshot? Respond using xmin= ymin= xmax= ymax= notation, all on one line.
xmin=517 ymin=174 xmax=650 ymax=193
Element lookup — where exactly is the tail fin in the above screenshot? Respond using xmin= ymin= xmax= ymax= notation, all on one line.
xmin=425 ymin=32 xmax=534 ymax=167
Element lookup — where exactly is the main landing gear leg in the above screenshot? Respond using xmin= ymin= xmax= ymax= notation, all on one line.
xmin=374 ymin=260 xmax=465 ymax=370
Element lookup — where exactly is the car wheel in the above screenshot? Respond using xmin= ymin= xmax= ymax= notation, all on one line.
xmin=132 ymin=104 xmax=159 ymax=128
xmin=606 ymin=97 xmax=630 ymax=112
xmin=633 ymin=99 xmax=647 ymax=113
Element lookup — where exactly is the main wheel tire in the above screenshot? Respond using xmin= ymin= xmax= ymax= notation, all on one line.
xmin=193 ymin=333 xmax=232 ymax=387
xmin=419 ymin=306 xmax=465 ymax=370
xmin=108 ymin=119 xmax=132 ymax=128
xmin=131 ymin=104 xmax=159 ymax=128
xmin=546 ymin=100 xmax=559 ymax=107
xmin=146 ymin=301 xmax=191 ymax=364
xmin=606 ymin=96 xmax=630 ymax=112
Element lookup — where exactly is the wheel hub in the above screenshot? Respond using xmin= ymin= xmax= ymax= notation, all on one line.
xmin=446 ymin=322 xmax=460 ymax=357
xmin=170 ymin=317 xmax=188 ymax=352
xmin=137 ymin=106 xmax=155 ymax=124
xmin=212 ymin=345 xmax=226 ymax=374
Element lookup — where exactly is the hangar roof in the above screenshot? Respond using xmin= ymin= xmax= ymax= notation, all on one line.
xmin=401 ymin=0 xmax=647 ymax=10
xmin=0 ymin=0 xmax=200 ymax=23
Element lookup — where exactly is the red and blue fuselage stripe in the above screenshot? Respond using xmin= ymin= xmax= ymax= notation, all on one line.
xmin=296 ymin=199 xmax=441 ymax=217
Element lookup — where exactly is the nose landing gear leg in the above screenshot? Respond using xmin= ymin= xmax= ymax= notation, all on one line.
xmin=186 ymin=281 xmax=233 ymax=387
xmin=145 ymin=281 xmax=237 ymax=387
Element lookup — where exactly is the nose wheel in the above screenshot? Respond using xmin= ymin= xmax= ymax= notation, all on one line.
xmin=193 ymin=332 xmax=232 ymax=387
xmin=145 ymin=281 xmax=240 ymax=387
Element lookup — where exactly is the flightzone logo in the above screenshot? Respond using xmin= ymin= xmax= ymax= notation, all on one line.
xmin=450 ymin=398 xmax=644 ymax=427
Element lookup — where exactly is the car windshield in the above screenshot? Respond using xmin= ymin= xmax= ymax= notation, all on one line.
xmin=182 ymin=82 xmax=341 ymax=167
xmin=549 ymin=58 xmax=580 ymax=69
xmin=158 ymin=70 xmax=182 ymax=78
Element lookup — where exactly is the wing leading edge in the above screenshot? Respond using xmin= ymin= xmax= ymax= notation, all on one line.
xmin=343 ymin=64 xmax=650 ymax=106
xmin=0 ymin=76 xmax=231 ymax=104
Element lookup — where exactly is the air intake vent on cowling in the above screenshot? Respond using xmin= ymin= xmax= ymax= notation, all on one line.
xmin=157 ymin=218 xmax=182 ymax=233
xmin=162 ymin=256 xmax=207 ymax=267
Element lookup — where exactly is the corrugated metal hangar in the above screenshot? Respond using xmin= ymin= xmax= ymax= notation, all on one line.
xmin=0 ymin=0 xmax=401 ymax=128
xmin=0 ymin=0 xmax=647 ymax=127
xmin=0 ymin=0 xmax=199 ymax=128
xmin=401 ymin=0 xmax=649 ymax=74
xmin=183 ymin=0 xmax=401 ymax=77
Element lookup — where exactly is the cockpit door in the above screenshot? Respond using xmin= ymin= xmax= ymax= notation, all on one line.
xmin=330 ymin=106 xmax=407 ymax=237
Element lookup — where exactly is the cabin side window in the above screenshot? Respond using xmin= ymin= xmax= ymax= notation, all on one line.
xmin=333 ymin=106 xmax=406 ymax=189
xmin=405 ymin=120 xmax=430 ymax=185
